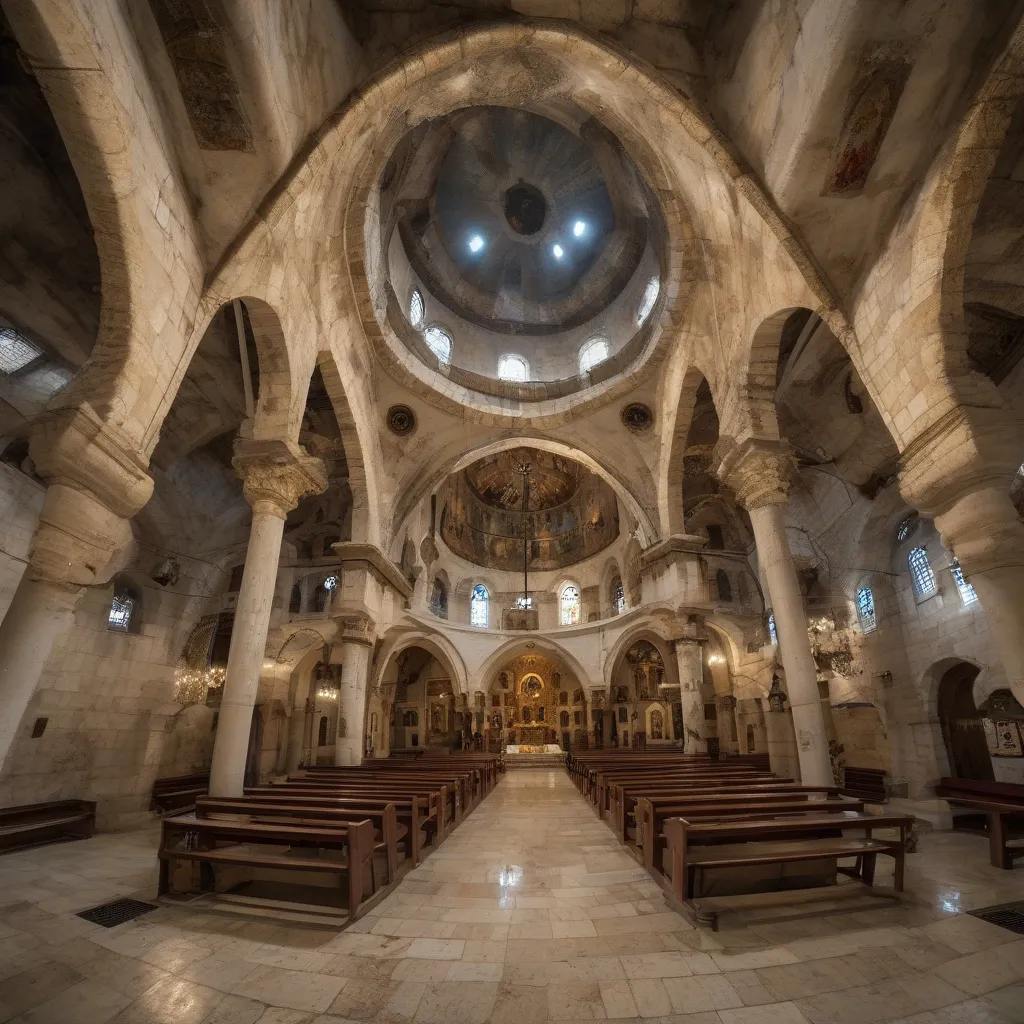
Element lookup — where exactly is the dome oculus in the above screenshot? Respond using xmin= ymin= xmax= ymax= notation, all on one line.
xmin=504 ymin=182 xmax=547 ymax=235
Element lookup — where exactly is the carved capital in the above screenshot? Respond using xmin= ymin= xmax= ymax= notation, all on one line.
xmin=714 ymin=438 xmax=794 ymax=510
xmin=233 ymin=439 xmax=327 ymax=518
xmin=30 ymin=406 xmax=153 ymax=518
xmin=332 ymin=610 xmax=376 ymax=648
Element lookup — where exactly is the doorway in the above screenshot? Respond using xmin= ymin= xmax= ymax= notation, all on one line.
xmin=937 ymin=662 xmax=993 ymax=781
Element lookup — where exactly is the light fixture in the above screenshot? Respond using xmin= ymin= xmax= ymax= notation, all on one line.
xmin=552 ymin=243 xmax=564 ymax=259
xmin=708 ymin=654 xmax=724 ymax=665
xmin=316 ymin=684 xmax=338 ymax=701
xmin=573 ymin=220 xmax=586 ymax=237
xmin=469 ymin=235 xmax=484 ymax=253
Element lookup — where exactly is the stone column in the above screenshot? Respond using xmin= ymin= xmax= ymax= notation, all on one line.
xmin=285 ymin=700 xmax=307 ymax=773
xmin=671 ymin=636 xmax=707 ymax=754
xmin=333 ymin=616 xmax=375 ymax=765
xmin=209 ymin=440 xmax=326 ymax=797
xmin=0 ymin=411 xmax=151 ymax=771
xmin=717 ymin=440 xmax=832 ymax=787
xmin=716 ymin=694 xmax=739 ymax=756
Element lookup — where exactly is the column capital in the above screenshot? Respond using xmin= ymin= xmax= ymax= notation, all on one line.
xmin=714 ymin=438 xmax=795 ymax=510
xmin=233 ymin=439 xmax=327 ymax=518
xmin=331 ymin=610 xmax=376 ymax=648
xmin=899 ymin=405 xmax=1024 ymax=518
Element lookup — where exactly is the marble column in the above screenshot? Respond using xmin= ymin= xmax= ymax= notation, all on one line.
xmin=0 ymin=411 xmax=151 ymax=772
xmin=209 ymin=440 xmax=326 ymax=797
xmin=671 ymin=637 xmax=707 ymax=754
xmin=717 ymin=440 xmax=832 ymax=787
xmin=716 ymin=694 xmax=739 ymax=756
xmin=334 ymin=626 xmax=374 ymax=765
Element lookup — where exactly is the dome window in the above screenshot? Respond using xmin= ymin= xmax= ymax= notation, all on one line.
xmin=636 ymin=277 xmax=660 ymax=326
xmin=559 ymin=584 xmax=581 ymax=626
xmin=908 ymin=547 xmax=937 ymax=599
xmin=951 ymin=559 xmax=978 ymax=607
xmin=470 ymin=584 xmax=489 ymax=627
xmin=424 ymin=325 xmax=452 ymax=364
xmin=498 ymin=354 xmax=529 ymax=382
xmin=578 ymin=338 xmax=609 ymax=375
xmin=856 ymin=587 xmax=876 ymax=633
xmin=408 ymin=289 xmax=424 ymax=328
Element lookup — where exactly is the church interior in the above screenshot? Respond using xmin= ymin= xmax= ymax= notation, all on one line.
xmin=1 ymin=0 xmax=1024 ymax=1021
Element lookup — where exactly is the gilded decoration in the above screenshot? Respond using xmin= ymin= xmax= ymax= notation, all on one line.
xmin=485 ymin=653 xmax=581 ymax=750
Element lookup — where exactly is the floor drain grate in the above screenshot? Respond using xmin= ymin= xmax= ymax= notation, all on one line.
xmin=969 ymin=901 xmax=1024 ymax=936
xmin=76 ymin=897 xmax=158 ymax=928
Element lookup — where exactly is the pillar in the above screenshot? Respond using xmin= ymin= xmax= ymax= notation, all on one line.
xmin=209 ymin=440 xmax=326 ymax=797
xmin=671 ymin=636 xmax=707 ymax=753
xmin=716 ymin=694 xmax=739 ymax=756
xmin=717 ymin=440 xmax=832 ymax=786
xmin=765 ymin=704 xmax=801 ymax=779
xmin=0 ymin=411 xmax=151 ymax=772
xmin=334 ymin=627 xmax=374 ymax=765
xmin=285 ymin=699 xmax=307 ymax=773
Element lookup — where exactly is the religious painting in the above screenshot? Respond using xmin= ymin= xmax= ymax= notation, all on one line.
xmin=559 ymin=691 xmax=568 ymax=706
xmin=618 ymin=706 xmax=628 ymax=723
xmin=615 ymin=686 xmax=629 ymax=704
xmin=984 ymin=718 xmax=1024 ymax=757
xmin=823 ymin=52 xmax=911 ymax=197
xmin=492 ymin=693 xmax=500 ymax=707
xmin=537 ymin=706 xmax=545 ymax=722
xmin=522 ymin=674 xmax=543 ymax=697
xmin=574 ymin=688 xmax=585 ymax=704
xmin=500 ymin=671 xmax=509 ymax=689
xmin=650 ymin=709 xmax=664 ymax=740
xmin=560 ymin=711 xmax=570 ymax=728
xmin=523 ymin=707 xmax=532 ymax=723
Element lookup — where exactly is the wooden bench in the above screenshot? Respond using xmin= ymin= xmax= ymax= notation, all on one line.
xmin=151 ymin=773 xmax=209 ymax=813
xmin=304 ymin=766 xmax=477 ymax=819
xmin=197 ymin=796 xmax=403 ymax=884
xmin=663 ymin=811 xmax=912 ymax=928
xmin=935 ymin=777 xmax=1024 ymax=869
xmin=158 ymin=813 xmax=375 ymax=915
xmin=0 ymin=800 xmax=96 ymax=853
xmin=841 ymin=767 xmax=888 ymax=803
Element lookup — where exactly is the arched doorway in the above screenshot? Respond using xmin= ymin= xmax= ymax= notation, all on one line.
xmin=937 ymin=662 xmax=993 ymax=781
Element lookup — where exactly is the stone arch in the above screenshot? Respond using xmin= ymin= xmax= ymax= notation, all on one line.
xmin=389 ymin=435 xmax=659 ymax=553
xmin=622 ymin=536 xmax=643 ymax=607
xmin=453 ymin=575 xmax=499 ymax=628
xmin=373 ymin=629 xmax=470 ymax=699
xmin=476 ymin=638 xmax=592 ymax=695
xmin=660 ymin=365 xmax=713 ymax=537
xmin=603 ymin=625 xmax=678 ymax=695
xmin=599 ymin=556 xmax=623 ymax=616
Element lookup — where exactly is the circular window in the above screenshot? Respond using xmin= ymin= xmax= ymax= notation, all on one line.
xmin=503 ymin=182 xmax=547 ymax=235
xmin=408 ymin=289 xmax=424 ymax=328
xmin=424 ymin=325 xmax=452 ymax=364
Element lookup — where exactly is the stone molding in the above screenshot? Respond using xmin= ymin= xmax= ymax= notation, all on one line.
xmin=233 ymin=439 xmax=327 ymax=519
xmin=714 ymin=438 xmax=794 ymax=510
xmin=30 ymin=406 xmax=153 ymax=518
xmin=331 ymin=610 xmax=376 ymax=648
xmin=640 ymin=534 xmax=707 ymax=576
xmin=330 ymin=541 xmax=414 ymax=601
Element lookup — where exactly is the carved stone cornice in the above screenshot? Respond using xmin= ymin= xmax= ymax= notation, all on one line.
xmin=233 ymin=439 xmax=327 ymax=518
xmin=714 ymin=438 xmax=794 ymax=511
xmin=30 ymin=406 xmax=153 ymax=518
xmin=331 ymin=542 xmax=414 ymax=601
xmin=640 ymin=534 xmax=707 ymax=576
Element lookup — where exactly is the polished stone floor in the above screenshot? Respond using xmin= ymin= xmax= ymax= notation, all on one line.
xmin=1 ymin=770 xmax=1023 ymax=1023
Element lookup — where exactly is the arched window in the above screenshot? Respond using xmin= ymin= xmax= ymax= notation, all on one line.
xmin=578 ymin=338 xmax=609 ymax=374
xmin=856 ymin=587 xmax=876 ymax=633
xmin=424 ymin=325 xmax=452 ymax=364
xmin=497 ymin=354 xmax=529 ymax=382
xmin=896 ymin=515 xmax=917 ymax=543
xmin=636 ymin=277 xmax=660 ymax=326
xmin=951 ymin=559 xmax=978 ymax=607
xmin=715 ymin=569 xmax=733 ymax=602
xmin=430 ymin=578 xmax=448 ymax=619
xmin=559 ymin=710 xmax=570 ymax=729
xmin=559 ymin=584 xmax=581 ymax=625
xmin=318 ymin=716 xmax=329 ymax=747
xmin=108 ymin=581 xmax=140 ymax=633
xmin=470 ymin=584 xmax=489 ymax=627
xmin=409 ymin=289 xmax=424 ymax=328
xmin=768 ymin=613 xmax=778 ymax=646
xmin=612 ymin=576 xmax=625 ymax=615
xmin=908 ymin=547 xmax=937 ymax=599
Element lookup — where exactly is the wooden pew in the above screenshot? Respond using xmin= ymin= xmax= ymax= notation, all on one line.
xmin=935 ymin=777 xmax=1024 ymax=869
xmin=304 ymin=766 xmax=477 ymax=818
xmin=158 ymin=813 xmax=375 ymax=915
xmin=635 ymin=793 xmax=862 ymax=873
xmin=662 ymin=810 xmax=912 ymax=928
xmin=841 ymin=767 xmax=888 ymax=803
xmin=151 ymin=773 xmax=208 ymax=813
xmin=197 ymin=796 xmax=403 ymax=884
xmin=0 ymin=800 xmax=96 ymax=853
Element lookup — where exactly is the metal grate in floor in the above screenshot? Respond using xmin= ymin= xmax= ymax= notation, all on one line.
xmin=969 ymin=900 xmax=1024 ymax=936
xmin=76 ymin=897 xmax=158 ymax=928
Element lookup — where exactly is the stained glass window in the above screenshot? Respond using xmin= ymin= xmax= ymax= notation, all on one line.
xmin=560 ymin=584 xmax=581 ymax=625
xmin=424 ymin=325 xmax=452 ymax=364
xmin=636 ymin=277 xmax=660 ymax=326
xmin=951 ymin=559 xmax=978 ymax=607
xmin=498 ymin=354 xmax=529 ymax=381
xmin=856 ymin=587 xmax=876 ymax=632
xmin=409 ymin=289 xmax=424 ymax=328
xmin=470 ymin=584 xmax=488 ymax=627
xmin=578 ymin=337 xmax=609 ymax=374
xmin=768 ymin=613 xmax=778 ymax=646
xmin=908 ymin=547 xmax=937 ymax=599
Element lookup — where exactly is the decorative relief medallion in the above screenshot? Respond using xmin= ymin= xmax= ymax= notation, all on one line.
xmin=387 ymin=405 xmax=416 ymax=436
xmin=621 ymin=403 xmax=653 ymax=432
